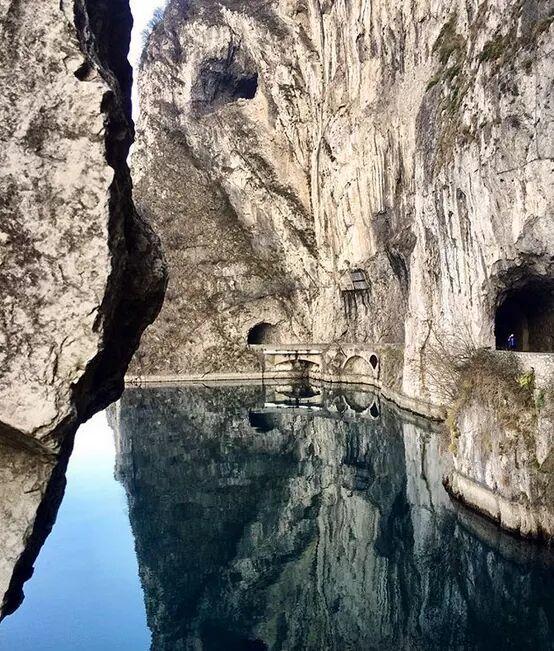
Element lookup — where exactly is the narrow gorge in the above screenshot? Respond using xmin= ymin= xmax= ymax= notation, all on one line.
xmin=0 ymin=0 xmax=553 ymax=647
xmin=0 ymin=0 xmax=166 ymax=453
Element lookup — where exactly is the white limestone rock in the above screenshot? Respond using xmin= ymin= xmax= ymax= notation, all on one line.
xmin=133 ymin=0 xmax=553 ymax=538
xmin=0 ymin=0 xmax=166 ymax=451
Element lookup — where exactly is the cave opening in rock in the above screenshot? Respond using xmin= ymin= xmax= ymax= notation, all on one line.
xmin=247 ymin=322 xmax=276 ymax=345
xmin=233 ymin=73 xmax=258 ymax=100
xmin=192 ymin=61 xmax=258 ymax=114
xmin=494 ymin=278 xmax=554 ymax=352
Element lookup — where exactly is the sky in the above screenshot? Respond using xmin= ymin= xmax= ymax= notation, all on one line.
xmin=129 ymin=0 xmax=166 ymax=117
xmin=0 ymin=412 xmax=150 ymax=650
xmin=129 ymin=0 xmax=164 ymax=68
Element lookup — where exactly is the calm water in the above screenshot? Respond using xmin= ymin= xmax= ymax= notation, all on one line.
xmin=0 ymin=385 xmax=552 ymax=650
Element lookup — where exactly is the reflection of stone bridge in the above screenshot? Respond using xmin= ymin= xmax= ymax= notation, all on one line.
xmin=255 ymin=383 xmax=382 ymax=421
xmin=251 ymin=343 xmax=384 ymax=386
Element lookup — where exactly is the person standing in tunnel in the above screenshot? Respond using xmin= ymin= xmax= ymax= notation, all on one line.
xmin=507 ymin=333 xmax=516 ymax=350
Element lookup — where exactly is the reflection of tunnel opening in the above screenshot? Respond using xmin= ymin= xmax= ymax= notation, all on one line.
xmin=247 ymin=322 xmax=275 ymax=345
xmin=280 ymin=385 xmax=320 ymax=400
xmin=495 ymin=279 xmax=554 ymax=352
xmin=248 ymin=411 xmax=277 ymax=433
xmin=369 ymin=402 xmax=380 ymax=419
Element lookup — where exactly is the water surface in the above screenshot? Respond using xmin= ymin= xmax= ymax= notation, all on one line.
xmin=0 ymin=385 xmax=552 ymax=650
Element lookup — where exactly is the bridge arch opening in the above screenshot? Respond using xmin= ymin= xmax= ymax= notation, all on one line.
xmin=495 ymin=278 xmax=554 ymax=352
xmin=247 ymin=322 xmax=278 ymax=345
xmin=369 ymin=354 xmax=379 ymax=370
xmin=343 ymin=355 xmax=374 ymax=376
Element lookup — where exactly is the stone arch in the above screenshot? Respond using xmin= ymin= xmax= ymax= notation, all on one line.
xmin=495 ymin=277 xmax=554 ymax=352
xmin=273 ymin=357 xmax=320 ymax=372
xmin=342 ymin=354 xmax=378 ymax=376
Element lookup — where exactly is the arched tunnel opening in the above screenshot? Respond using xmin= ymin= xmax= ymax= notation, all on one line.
xmin=247 ymin=322 xmax=277 ymax=345
xmin=495 ymin=278 xmax=554 ymax=352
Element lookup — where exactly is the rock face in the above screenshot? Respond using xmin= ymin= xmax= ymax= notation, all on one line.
xmin=111 ymin=386 xmax=554 ymax=650
xmin=133 ymin=0 xmax=552 ymax=386
xmin=132 ymin=0 xmax=553 ymax=538
xmin=445 ymin=351 xmax=554 ymax=538
xmin=0 ymin=0 xmax=166 ymax=451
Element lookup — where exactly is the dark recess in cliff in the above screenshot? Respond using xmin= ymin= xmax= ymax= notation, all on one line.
xmin=495 ymin=276 xmax=554 ymax=352
xmin=192 ymin=39 xmax=258 ymax=115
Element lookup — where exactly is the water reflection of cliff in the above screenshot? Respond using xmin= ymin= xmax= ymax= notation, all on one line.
xmin=0 ymin=439 xmax=66 ymax=621
xmin=113 ymin=386 xmax=554 ymax=651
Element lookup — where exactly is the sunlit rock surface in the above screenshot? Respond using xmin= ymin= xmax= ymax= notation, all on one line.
xmin=112 ymin=386 xmax=554 ymax=650
xmin=0 ymin=0 xmax=166 ymax=451
xmin=131 ymin=0 xmax=553 ymax=541
xmin=132 ymin=0 xmax=553 ymax=392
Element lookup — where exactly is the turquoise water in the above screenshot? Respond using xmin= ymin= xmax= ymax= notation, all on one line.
xmin=0 ymin=385 xmax=552 ymax=650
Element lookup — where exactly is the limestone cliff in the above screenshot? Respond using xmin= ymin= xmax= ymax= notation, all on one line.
xmin=0 ymin=0 xmax=166 ymax=451
xmin=133 ymin=0 xmax=552 ymax=385
xmin=133 ymin=0 xmax=553 ymax=538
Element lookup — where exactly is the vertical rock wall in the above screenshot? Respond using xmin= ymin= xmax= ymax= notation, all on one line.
xmin=0 ymin=0 xmax=166 ymax=451
xmin=133 ymin=0 xmax=552 ymax=393
xmin=131 ymin=0 xmax=552 ymax=538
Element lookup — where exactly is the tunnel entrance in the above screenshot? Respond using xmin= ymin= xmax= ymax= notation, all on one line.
xmin=247 ymin=322 xmax=278 ymax=345
xmin=495 ymin=278 xmax=554 ymax=352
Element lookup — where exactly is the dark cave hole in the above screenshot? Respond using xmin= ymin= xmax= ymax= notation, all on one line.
xmin=247 ymin=322 xmax=276 ymax=345
xmin=233 ymin=73 xmax=258 ymax=100
xmin=495 ymin=278 xmax=554 ymax=352
xmin=192 ymin=59 xmax=258 ymax=115
xmin=369 ymin=353 xmax=379 ymax=370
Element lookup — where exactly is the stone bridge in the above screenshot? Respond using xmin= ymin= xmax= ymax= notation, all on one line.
xmin=250 ymin=342 xmax=384 ymax=386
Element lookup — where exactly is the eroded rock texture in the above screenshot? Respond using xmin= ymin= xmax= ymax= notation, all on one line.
xmin=133 ymin=0 xmax=553 ymax=387
xmin=112 ymin=386 xmax=554 ymax=650
xmin=0 ymin=0 xmax=166 ymax=450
